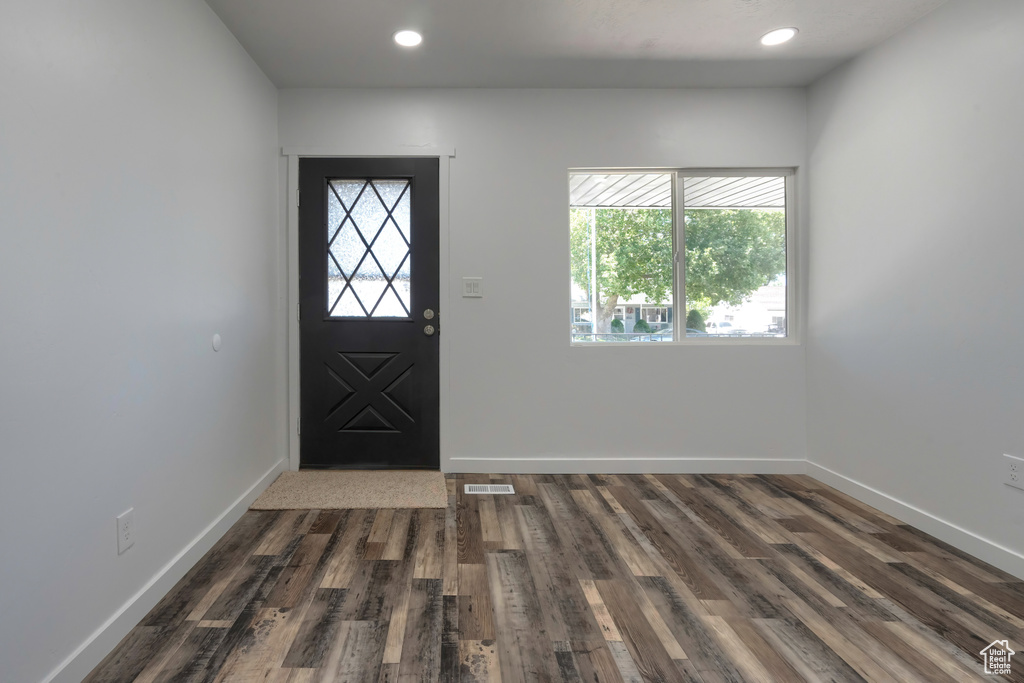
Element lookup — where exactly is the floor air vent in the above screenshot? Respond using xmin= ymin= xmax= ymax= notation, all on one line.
xmin=464 ymin=484 xmax=515 ymax=495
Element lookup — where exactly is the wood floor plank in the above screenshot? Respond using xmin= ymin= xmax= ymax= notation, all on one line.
xmin=789 ymin=489 xmax=888 ymax=535
xmin=457 ymin=482 xmax=485 ymax=565
xmin=308 ymin=510 xmax=344 ymax=535
xmin=755 ymin=555 xmax=847 ymax=610
xmin=810 ymin=485 xmax=906 ymax=527
xmin=439 ymin=594 xmax=460 ymax=682
xmin=605 ymin=641 xmax=645 ymax=683
xmin=858 ymin=619 xmax=962 ymax=683
xmin=890 ymin=560 xmax=1024 ymax=637
xmin=153 ymin=622 xmax=235 ymax=682
xmin=187 ymin=577 xmax=237 ymax=622
xmin=377 ymin=662 xmax=400 ymax=683
xmin=382 ymin=509 xmax=414 ymax=561
xmin=688 ymin=478 xmax=791 ymax=546
xmin=212 ymin=607 xmax=302 ymax=682
xmin=458 ymin=563 xmax=496 ymax=641
xmin=443 ymin=487 xmax=459 ymax=596
xmin=770 ymin=543 xmax=896 ymax=621
xmin=478 ymin=499 xmax=503 ymax=545
xmin=85 ymin=474 xmax=1023 ymax=683
xmin=579 ymin=579 xmax=623 ymax=642
xmin=538 ymin=481 xmax=622 ymax=580
xmin=701 ymin=615 xmax=775 ymax=683
xmin=515 ymin=503 xmax=604 ymax=641
xmin=793 ymin=522 xmax=1000 ymax=666
xmin=572 ymin=489 xmax=661 ymax=577
xmin=722 ymin=617 xmax=806 ymax=683
xmin=319 ymin=509 xmax=374 ymax=589
xmin=492 ymin=493 xmax=523 ymax=551
xmin=780 ymin=598 xmax=902 ymax=682
xmin=643 ymin=499 xmax=785 ymax=620
xmin=607 ymin=485 xmax=728 ymax=601
xmin=412 ymin=509 xmax=444 ymax=580
xmin=264 ymin=532 xmax=332 ymax=609
xmin=253 ymin=511 xmax=310 ymax=556
xmin=638 ymin=576 xmax=747 ymax=683
xmin=130 ymin=624 xmax=201 ymax=683
xmin=753 ymin=615 xmax=866 ymax=682
xmin=318 ymin=620 xmax=386 ymax=683
xmin=203 ymin=554 xmax=279 ymax=623
xmin=657 ymin=475 xmax=773 ymax=559
xmin=900 ymin=524 xmax=1022 ymax=582
xmin=365 ymin=509 xmax=396 ymax=561
xmin=397 ymin=579 xmax=443 ymax=682
xmin=381 ymin=578 xmax=413 ymax=665
xmin=597 ymin=487 xmax=627 ymax=514
xmin=282 ymin=588 xmax=348 ymax=669
xmin=486 ymin=550 xmax=561 ymax=682
xmin=458 ymin=639 xmax=502 ymax=682
xmin=877 ymin=619 xmax=988 ymax=682
xmin=82 ymin=626 xmax=165 ymax=683
xmin=723 ymin=477 xmax=804 ymax=520
xmin=553 ymin=640 xmax=584 ymax=683
xmin=596 ymin=578 xmax=685 ymax=682
xmin=568 ymin=640 xmax=626 ymax=683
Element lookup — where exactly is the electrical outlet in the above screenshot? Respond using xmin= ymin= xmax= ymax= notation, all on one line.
xmin=1004 ymin=454 xmax=1024 ymax=491
xmin=117 ymin=508 xmax=135 ymax=554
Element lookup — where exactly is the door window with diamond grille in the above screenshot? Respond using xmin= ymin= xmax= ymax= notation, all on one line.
xmin=327 ymin=179 xmax=412 ymax=318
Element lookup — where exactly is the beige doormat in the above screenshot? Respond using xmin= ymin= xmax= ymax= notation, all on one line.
xmin=250 ymin=470 xmax=448 ymax=510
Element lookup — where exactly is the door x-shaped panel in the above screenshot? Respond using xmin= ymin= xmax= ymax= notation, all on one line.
xmin=323 ymin=351 xmax=416 ymax=433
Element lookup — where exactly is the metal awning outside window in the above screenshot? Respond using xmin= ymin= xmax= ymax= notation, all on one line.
xmin=570 ymin=173 xmax=785 ymax=209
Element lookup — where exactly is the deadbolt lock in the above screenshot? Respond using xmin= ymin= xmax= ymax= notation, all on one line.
xmin=424 ymin=309 xmax=435 ymax=320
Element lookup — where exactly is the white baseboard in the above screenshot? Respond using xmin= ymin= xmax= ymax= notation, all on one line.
xmin=45 ymin=458 xmax=288 ymax=683
xmin=807 ymin=462 xmax=1024 ymax=580
xmin=445 ymin=457 xmax=807 ymax=475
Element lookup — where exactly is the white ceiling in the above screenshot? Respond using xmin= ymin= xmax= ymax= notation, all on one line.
xmin=205 ymin=0 xmax=948 ymax=88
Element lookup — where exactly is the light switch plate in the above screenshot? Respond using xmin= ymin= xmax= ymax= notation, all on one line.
xmin=462 ymin=277 xmax=483 ymax=298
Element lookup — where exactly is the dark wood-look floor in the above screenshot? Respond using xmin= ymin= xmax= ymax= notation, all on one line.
xmin=85 ymin=474 xmax=1024 ymax=682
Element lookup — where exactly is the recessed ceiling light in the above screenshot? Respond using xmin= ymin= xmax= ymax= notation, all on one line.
xmin=394 ymin=30 xmax=422 ymax=48
xmin=761 ymin=28 xmax=798 ymax=47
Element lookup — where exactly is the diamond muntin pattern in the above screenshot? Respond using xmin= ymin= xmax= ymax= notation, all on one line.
xmin=326 ymin=178 xmax=412 ymax=317
xmin=330 ymin=219 xmax=363 ymax=277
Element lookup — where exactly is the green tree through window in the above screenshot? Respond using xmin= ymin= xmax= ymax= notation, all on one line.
xmin=570 ymin=207 xmax=672 ymax=334
xmin=569 ymin=173 xmax=788 ymax=340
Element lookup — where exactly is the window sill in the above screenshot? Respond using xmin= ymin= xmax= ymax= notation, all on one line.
xmin=570 ymin=337 xmax=800 ymax=347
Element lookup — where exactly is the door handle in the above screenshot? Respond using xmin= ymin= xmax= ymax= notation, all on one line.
xmin=424 ymin=324 xmax=436 ymax=336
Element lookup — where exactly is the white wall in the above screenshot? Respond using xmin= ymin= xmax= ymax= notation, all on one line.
xmin=0 ymin=2 xmax=282 ymax=681
xmin=807 ymin=0 xmax=1024 ymax=576
xmin=280 ymin=88 xmax=808 ymax=473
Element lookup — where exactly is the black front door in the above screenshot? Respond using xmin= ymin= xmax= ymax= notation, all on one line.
xmin=299 ymin=157 xmax=440 ymax=469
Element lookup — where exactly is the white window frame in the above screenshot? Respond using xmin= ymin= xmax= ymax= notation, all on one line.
xmin=569 ymin=167 xmax=798 ymax=347
xmin=640 ymin=305 xmax=669 ymax=325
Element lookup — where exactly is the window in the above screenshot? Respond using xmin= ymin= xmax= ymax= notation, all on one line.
xmin=641 ymin=306 xmax=669 ymax=327
xmin=569 ymin=170 xmax=791 ymax=343
xmin=571 ymin=306 xmax=593 ymax=335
